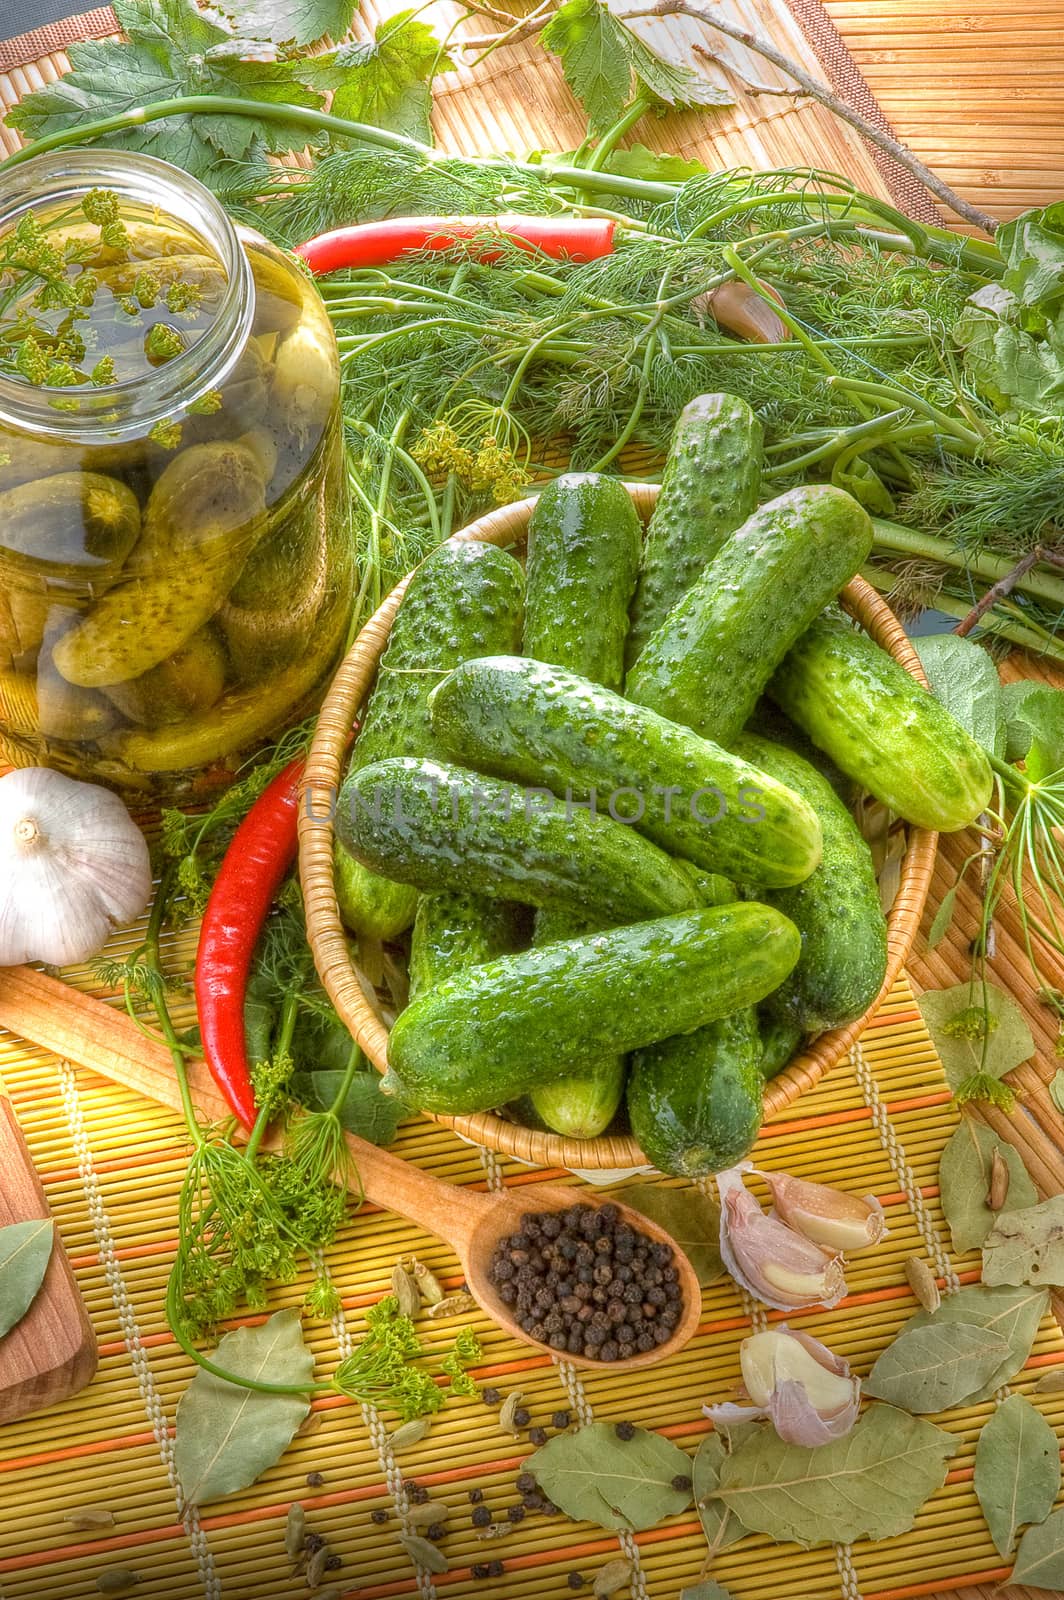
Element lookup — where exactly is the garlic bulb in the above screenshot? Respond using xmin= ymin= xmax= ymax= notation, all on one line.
xmin=0 ymin=767 xmax=152 ymax=966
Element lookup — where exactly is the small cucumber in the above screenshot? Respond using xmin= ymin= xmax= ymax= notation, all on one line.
xmin=524 ymin=474 xmax=641 ymax=692
xmin=428 ymin=655 xmax=822 ymax=888
xmin=627 ymin=1008 xmax=764 ymax=1179
xmin=625 ymin=485 xmax=874 ymax=747
xmin=733 ymin=732 xmax=888 ymax=1032
xmin=336 ymin=539 xmax=524 ymax=939
xmin=768 ymin=611 xmax=994 ymax=832
xmin=627 ymin=393 xmax=763 ymax=667
xmin=384 ymin=903 xmax=800 ymax=1115
xmin=758 ymin=1010 xmax=804 ymax=1080
xmin=408 ymin=891 xmax=525 ymax=1002
xmin=528 ymin=904 xmax=626 ymax=1140
xmin=337 ymin=757 xmax=703 ymax=922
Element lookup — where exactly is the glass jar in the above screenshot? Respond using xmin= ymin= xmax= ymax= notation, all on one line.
xmin=0 ymin=149 xmax=351 ymax=801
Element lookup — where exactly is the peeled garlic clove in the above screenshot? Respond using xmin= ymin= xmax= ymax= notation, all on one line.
xmin=717 ymin=1166 xmax=846 ymax=1311
xmin=706 ymin=1327 xmax=860 ymax=1448
xmin=759 ymin=1169 xmax=886 ymax=1253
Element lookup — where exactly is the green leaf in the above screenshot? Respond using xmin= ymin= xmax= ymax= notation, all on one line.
xmin=224 ymin=0 xmax=358 ymax=47
xmin=983 ymin=1195 xmax=1064 ymax=1288
xmin=174 ymin=1309 xmax=313 ymax=1505
xmin=1013 ymin=1504 xmax=1064 ymax=1588
xmin=596 ymin=144 xmax=706 ymax=182
xmin=328 ymin=15 xmax=453 ymax=144
xmin=926 ymin=876 xmax=964 ymax=950
xmin=292 ymin=1070 xmax=406 ymax=1147
xmin=914 ymin=635 xmax=1004 ymax=758
xmin=864 ymin=1321 xmax=1011 ymax=1412
xmin=622 ymin=28 xmax=733 ymax=110
xmin=526 ymin=1422 xmax=693 ymax=1532
xmin=0 ymin=1219 xmax=54 ymax=1339
xmin=902 ymin=1283 xmax=1050 ymax=1403
xmin=680 ymin=1586 xmax=735 ymax=1600
xmin=692 ymin=1430 xmax=751 ymax=1554
xmin=1051 ymin=1069 xmax=1064 ymax=1113
xmin=954 ymin=285 xmax=1064 ymax=418
xmin=621 ymin=1184 xmax=724 ymax=1286
xmin=541 ymin=0 xmax=633 ymax=133
xmin=1000 ymin=680 xmax=1064 ymax=781
xmin=917 ymin=982 xmax=1035 ymax=1092
xmin=974 ymin=1393 xmax=1060 ymax=1558
xmin=712 ymin=1405 xmax=956 ymax=1548
xmin=999 ymin=203 xmax=1064 ymax=312
xmin=939 ymin=1118 xmax=1037 ymax=1253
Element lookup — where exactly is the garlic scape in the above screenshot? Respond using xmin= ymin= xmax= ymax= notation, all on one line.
xmin=706 ymin=1327 xmax=861 ymax=1447
xmin=717 ymin=1164 xmax=847 ymax=1312
xmin=0 ymin=767 xmax=152 ymax=966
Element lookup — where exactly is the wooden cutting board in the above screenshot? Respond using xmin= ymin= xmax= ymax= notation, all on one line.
xmin=0 ymin=1077 xmax=96 ymax=1423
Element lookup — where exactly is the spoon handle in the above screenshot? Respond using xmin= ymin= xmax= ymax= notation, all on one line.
xmin=341 ymin=1127 xmax=495 ymax=1254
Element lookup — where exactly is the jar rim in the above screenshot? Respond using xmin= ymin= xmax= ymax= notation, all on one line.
xmin=0 ymin=147 xmax=256 ymax=444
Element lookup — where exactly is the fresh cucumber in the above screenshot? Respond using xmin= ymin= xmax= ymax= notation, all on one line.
xmin=625 ymin=485 xmax=874 ymax=747
xmin=524 ymin=474 xmax=641 ymax=693
xmin=758 ymin=1011 xmax=804 ymax=1080
xmin=336 ymin=538 xmax=524 ymax=939
xmin=528 ymin=903 xmax=626 ymax=1139
xmin=733 ymin=732 xmax=888 ymax=1032
xmin=626 ymin=394 xmax=763 ymax=668
xmin=408 ymin=891 xmax=525 ymax=1002
xmin=428 ymin=655 xmax=822 ymax=888
xmin=767 ymin=611 xmax=994 ymax=832
xmin=336 ymin=757 xmax=704 ymax=922
xmin=384 ymin=903 xmax=800 ymax=1114
xmin=627 ymin=1008 xmax=764 ymax=1179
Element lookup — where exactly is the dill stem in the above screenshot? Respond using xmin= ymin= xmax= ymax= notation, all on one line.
xmin=328 ymin=1041 xmax=365 ymax=1118
xmin=584 ymin=96 xmax=652 ymax=175
xmin=871 ymin=520 xmax=1064 ymax=612
xmin=164 ymin=1274 xmax=333 ymax=1397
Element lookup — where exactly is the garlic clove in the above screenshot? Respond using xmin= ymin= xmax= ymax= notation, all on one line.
xmin=707 ymin=1327 xmax=860 ymax=1448
xmin=717 ymin=1166 xmax=847 ymax=1312
xmin=694 ymin=281 xmax=790 ymax=344
xmin=760 ymin=1170 xmax=886 ymax=1253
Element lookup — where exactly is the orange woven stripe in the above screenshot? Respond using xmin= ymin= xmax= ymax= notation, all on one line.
xmin=864 ymin=1571 xmax=1012 ymax=1600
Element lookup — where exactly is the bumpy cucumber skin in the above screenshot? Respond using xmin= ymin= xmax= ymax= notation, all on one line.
xmin=627 ymin=394 xmax=763 ymax=668
xmin=768 ymin=613 xmax=994 ymax=832
xmin=384 ymin=903 xmax=800 ymax=1115
xmin=625 ymin=485 xmax=874 ymax=747
xmin=757 ymin=1010 xmax=804 ymax=1080
xmin=734 ymin=732 xmax=888 ymax=1032
xmin=524 ymin=474 xmax=641 ymax=693
xmin=528 ymin=903 xmax=625 ymax=1140
xmin=336 ymin=539 xmax=524 ymax=938
xmin=337 ymin=756 xmax=703 ymax=922
xmin=428 ymin=655 xmax=822 ymax=888
xmin=408 ymin=890 xmax=525 ymax=1002
xmin=627 ymin=1009 xmax=764 ymax=1179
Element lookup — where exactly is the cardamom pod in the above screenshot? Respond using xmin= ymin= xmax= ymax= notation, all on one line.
xmin=96 ymin=1571 xmax=141 ymax=1595
xmin=284 ymin=1502 xmax=306 ymax=1560
xmin=389 ymin=1418 xmax=431 ymax=1454
xmin=64 ymin=1508 xmax=115 ymax=1531
xmin=392 ymin=1263 xmax=422 ymax=1319
xmin=1035 ymin=1368 xmax=1064 ymax=1393
xmin=306 ymin=1544 xmax=329 ymax=1589
xmin=315 ymin=1590 xmax=342 ymax=1600
xmin=412 ymin=1260 xmax=445 ymax=1306
xmin=594 ymin=1558 xmax=633 ymax=1597
xmin=988 ymin=1147 xmax=1010 ymax=1212
xmin=904 ymin=1255 xmax=941 ymax=1314
xmin=407 ymin=1502 xmax=446 ymax=1529
xmin=426 ymin=1292 xmax=477 ymax=1319
xmin=297 ymin=1411 xmax=324 ymax=1437
xmin=398 ymin=1534 xmax=449 ymax=1575
xmin=498 ymin=1391 xmax=525 ymax=1437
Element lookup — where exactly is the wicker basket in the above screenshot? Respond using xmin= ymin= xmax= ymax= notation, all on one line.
xmin=299 ymin=483 xmax=939 ymax=1171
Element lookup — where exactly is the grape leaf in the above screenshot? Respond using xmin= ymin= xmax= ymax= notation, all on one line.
xmin=327 ymin=15 xmax=454 ymax=145
xmin=1000 ymin=680 xmax=1064 ymax=781
xmin=864 ymin=1322 xmax=1011 ymax=1412
xmin=983 ymin=1195 xmax=1064 ymax=1288
xmin=902 ymin=1283 xmax=1050 ymax=1403
xmin=542 ymin=0 xmax=632 ymax=134
xmin=916 ymin=982 xmax=1035 ymax=1091
xmin=914 ymin=634 xmax=1004 ymax=758
xmin=711 ymin=1405 xmax=956 ymax=1548
xmin=999 ymin=202 xmax=1064 ymax=312
xmin=692 ymin=1429 xmax=751 ymax=1553
xmin=0 ymin=1219 xmax=54 ymax=1339
xmin=623 ymin=27 xmax=733 ymax=111
xmin=222 ymin=0 xmax=358 ymax=47
xmin=526 ymin=1422 xmax=693 ymax=1531
xmin=1013 ymin=1505 xmax=1064 ymax=1589
xmin=974 ymin=1393 xmax=1060 ymax=1558
xmin=174 ymin=1310 xmax=313 ymax=1505
xmin=621 ymin=1184 xmax=724 ymax=1286
xmin=939 ymin=1118 xmax=1037 ymax=1253
xmin=292 ymin=1070 xmax=406 ymax=1147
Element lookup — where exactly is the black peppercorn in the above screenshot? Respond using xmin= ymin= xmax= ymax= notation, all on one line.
xmin=370 ymin=1508 xmax=388 ymax=1525
xmin=405 ymin=1482 xmax=429 ymax=1505
xmin=671 ymin=1474 xmax=693 ymax=1493
xmin=487 ymin=1560 xmax=504 ymax=1578
xmin=516 ymin=1471 xmax=536 ymax=1494
xmin=541 ymin=1501 xmax=560 ymax=1516
xmin=324 ymin=1554 xmax=342 ymax=1572
xmin=471 ymin=1506 xmax=492 ymax=1528
xmin=426 ymin=1524 xmax=445 ymax=1542
xmin=528 ymin=1426 xmax=548 ymax=1446
xmin=568 ymin=1573 xmax=586 ymax=1590
xmin=507 ymin=1504 xmax=525 ymax=1523
xmin=513 ymin=1407 xmax=531 ymax=1428
xmin=469 ymin=1488 xmax=484 ymax=1504
xmin=304 ymin=1532 xmax=326 ymax=1555
xmin=305 ymin=1471 xmax=325 ymax=1488
xmin=614 ymin=1420 xmax=636 ymax=1441
xmin=600 ymin=1339 xmax=619 ymax=1362
xmin=472 ymin=1564 xmax=490 ymax=1581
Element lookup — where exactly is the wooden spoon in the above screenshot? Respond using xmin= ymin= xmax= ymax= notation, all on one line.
xmin=0 ymin=966 xmax=703 ymax=1372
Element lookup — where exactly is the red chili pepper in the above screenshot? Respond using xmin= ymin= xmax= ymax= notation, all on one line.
xmin=194 ymin=759 xmax=304 ymax=1128
xmin=295 ymin=214 xmax=617 ymax=275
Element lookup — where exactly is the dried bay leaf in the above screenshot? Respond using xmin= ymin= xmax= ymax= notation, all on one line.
xmin=939 ymin=1119 xmax=1036 ymax=1253
xmin=526 ymin=1422 xmax=693 ymax=1532
xmin=712 ymin=1405 xmax=956 ymax=1548
xmin=917 ymin=982 xmax=1034 ymax=1091
xmin=692 ymin=1428 xmax=753 ymax=1554
xmin=983 ymin=1195 xmax=1064 ymax=1287
xmin=1012 ymin=1505 xmax=1064 ymax=1589
xmin=974 ymin=1393 xmax=1060 ymax=1557
xmin=620 ymin=1183 xmax=724 ymax=1286
xmin=1050 ymin=1069 xmax=1064 ymax=1115
xmin=680 ymin=1586 xmax=734 ymax=1600
xmin=174 ymin=1309 xmax=313 ymax=1506
xmin=0 ymin=1218 xmax=54 ymax=1339
xmin=865 ymin=1321 xmax=1011 ymax=1412
xmin=902 ymin=1283 xmax=1050 ymax=1403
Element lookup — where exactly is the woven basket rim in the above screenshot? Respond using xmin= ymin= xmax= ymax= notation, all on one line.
xmin=298 ymin=482 xmax=938 ymax=1171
